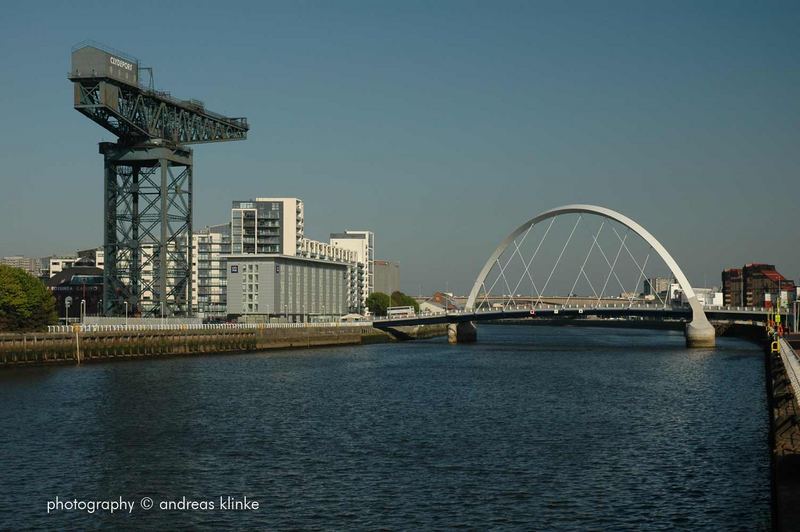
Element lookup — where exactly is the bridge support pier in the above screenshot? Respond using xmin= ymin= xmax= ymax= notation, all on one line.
xmin=448 ymin=321 xmax=477 ymax=344
xmin=685 ymin=320 xmax=716 ymax=348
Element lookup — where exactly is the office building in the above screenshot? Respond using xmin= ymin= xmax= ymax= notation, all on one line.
xmin=374 ymin=260 xmax=400 ymax=295
xmin=226 ymin=256 xmax=349 ymax=320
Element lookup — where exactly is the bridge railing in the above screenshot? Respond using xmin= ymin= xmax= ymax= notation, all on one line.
xmin=371 ymin=303 xmax=773 ymax=321
xmin=46 ymin=321 xmax=373 ymax=334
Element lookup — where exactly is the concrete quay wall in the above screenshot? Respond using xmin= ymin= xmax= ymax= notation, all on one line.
xmin=0 ymin=326 xmax=391 ymax=367
xmin=767 ymin=337 xmax=800 ymax=531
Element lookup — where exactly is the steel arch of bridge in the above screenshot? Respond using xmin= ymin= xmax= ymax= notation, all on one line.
xmin=464 ymin=204 xmax=713 ymax=332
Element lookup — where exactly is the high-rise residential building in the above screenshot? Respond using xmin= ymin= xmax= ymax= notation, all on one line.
xmin=231 ymin=198 xmax=304 ymax=255
xmin=227 ymin=198 xmax=366 ymax=320
xmin=329 ymin=231 xmax=374 ymax=304
xmin=72 ymin=235 xmax=226 ymax=317
xmin=0 ymin=256 xmax=42 ymax=276
xmin=192 ymin=224 xmax=231 ymax=317
xmin=374 ymin=260 xmax=400 ymax=295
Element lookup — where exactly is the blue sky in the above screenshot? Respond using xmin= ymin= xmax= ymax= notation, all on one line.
xmin=0 ymin=0 xmax=797 ymax=294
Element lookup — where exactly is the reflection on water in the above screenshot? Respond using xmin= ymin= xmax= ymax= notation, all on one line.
xmin=0 ymin=325 xmax=770 ymax=530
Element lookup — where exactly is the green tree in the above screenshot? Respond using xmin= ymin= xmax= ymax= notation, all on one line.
xmin=366 ymin=291 xmax=420 ymax=316
xmin=366 ymin=292 xmax=391 ymax=316
xmin=0 ymin=265 xmax=57 ymax=332
xmin=391 ymin=291 xmax=420 ymax=312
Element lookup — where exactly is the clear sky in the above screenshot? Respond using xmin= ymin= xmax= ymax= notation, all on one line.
xmin=0 ymin=0 xmax=797 ymax=295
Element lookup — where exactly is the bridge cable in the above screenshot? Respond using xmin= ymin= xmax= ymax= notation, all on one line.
xmin=480 ymin=218 xmax=554 ymax=311
xmin=502 ymin=223 xmax=538 ymax=308
xmin=566 ymin=220 xmax=605 ymax=305
xmin=535 ymin=215 xmax=582 ymax=308
xmin=590 ymin=226 xmax=631 ymax=303
xmin=597 ymin=230 xmax=629 ymax=306
xmin=508 ymin=231 xmax=549 ymax=307
xmin=611 ymin=227 xmax=666 ymax=308
xmin=627 ymin=253 xmax=650 ymax=309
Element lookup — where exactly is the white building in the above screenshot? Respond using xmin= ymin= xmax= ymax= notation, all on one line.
xmin=191 ymin=224 xmax=231 ymax=317
xmin=672 ymin=283 xmax=724 ymax=307
xmin=47 ymin=256 xmax=78 ymax=278
xmin=227 ymin=198 xmax=367 ymax=318
xmin=330 ymin=231 xmax=374 ymax=309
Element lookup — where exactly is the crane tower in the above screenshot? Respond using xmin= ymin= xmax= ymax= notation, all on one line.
xmin=68 ymin=43 xmax=248 ymax=317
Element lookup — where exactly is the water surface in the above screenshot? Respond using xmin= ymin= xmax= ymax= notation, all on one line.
xmin=0 ymin=325 xmax=770 ymax=530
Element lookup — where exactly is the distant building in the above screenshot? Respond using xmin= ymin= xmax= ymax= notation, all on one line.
xmin=721 ymin=268 xmax=743 ymax=306
xmin=47 ymin=256 xmax=78 ymax=278
xmin=46 ymin=257 xmax=103 ymax=322
xmin=419 ymin=300 xmax=445 ymax=314
xmin=643 ymin=277 xmax=674 ymax=297
xmin=722 ymin=264 xmax=796 ymax=308
xmin=0 ymin=256 xmax=41 ymax=276
xmin=427 ymin=291 xmax=462 ymax=311
xmin=374 ymin=260 xmax=400 ymax=295
xmin=77 ymin=248 xmax=104 ymax=270
xmin=678 ymin=287 xmax=723 ymax=307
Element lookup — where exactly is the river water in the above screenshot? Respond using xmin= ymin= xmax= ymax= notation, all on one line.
xmin=0 ymin=325 xmax=770 ymax=530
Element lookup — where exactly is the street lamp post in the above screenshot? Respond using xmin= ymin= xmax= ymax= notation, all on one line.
xmin=124 ymin=301 xmax=129 ymax=327
xmin=80 ymin=299 xmax=86 ymax=323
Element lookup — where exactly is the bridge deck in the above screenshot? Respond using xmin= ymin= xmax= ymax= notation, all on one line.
xmin=373 ymin=304 xmax=772 ymax=329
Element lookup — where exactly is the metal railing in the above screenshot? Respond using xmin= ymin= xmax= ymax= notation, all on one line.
xmin=371 ymin=302 xmax=774 ymax=321
xmin=47 ymin=321 xmax=372 ymax=334
xmin=779 ymin=338 xmax=800 ymax=405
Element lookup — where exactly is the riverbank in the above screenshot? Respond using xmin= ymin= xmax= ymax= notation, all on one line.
xmin=767 ymin=337 xmax=800 ymax=531
xmin=0 ymin=324 xmax=447 ymax=368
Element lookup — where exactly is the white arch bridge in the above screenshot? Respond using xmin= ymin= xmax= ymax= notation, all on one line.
xmin=373 ymin=204 xmax=769 ymax=348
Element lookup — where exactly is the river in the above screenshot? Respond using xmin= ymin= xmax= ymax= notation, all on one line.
xmin=0 ymin=325 xmax=770 ymax=530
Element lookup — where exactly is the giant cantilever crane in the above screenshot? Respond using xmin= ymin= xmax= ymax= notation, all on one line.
xmin=69 ymin=43 xmax=248 ymax=318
